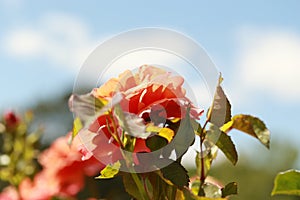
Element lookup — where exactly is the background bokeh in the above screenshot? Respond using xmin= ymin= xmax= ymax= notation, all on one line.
xmin=1 ymin=1 xmax=299 ymax=199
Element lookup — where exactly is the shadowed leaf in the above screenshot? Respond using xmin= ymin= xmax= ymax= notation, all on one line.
xmin=206 ymin=125 xmax=238 ymax=165
xmin=69 ymin=93 xmax=108 ymax=144
xmin=207 ymin=75 xmax=231 ymax=127
xmin=172 ymin=107 xmax=195 ymax=157
xmin=69 ymin=93 xmax=107 ymax=124
xmin=122 ymin=173 xmax=144 ymax=200
xmin=221 ymin=182 xmax=238 ymax=197
xmin=146 ymin=135 xmax=168 ymax=151
xmin=161 ymin=161 xmax=189 ymax=188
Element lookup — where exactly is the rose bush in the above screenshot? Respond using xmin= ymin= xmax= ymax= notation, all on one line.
xmin=0 ymin=65 xmax=271 ymax=200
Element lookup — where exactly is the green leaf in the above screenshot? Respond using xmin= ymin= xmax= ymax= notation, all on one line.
xmin=73 ymin=117 xmax=83 ymax=136
xmin=221 ymin=182 xmax=238 ymax=197
xmin=206 ymin=125 xmax=238 ymax=165
xmin=272 ymin=169 xmax=300 ymax=196
xmin=147 ymin=171 xmax=169 ymax=200
xmin=122 ymin=173 xmax=144 ymax=200
xmin=145 ymin=123 xmax=161 ymax=132
xmin=191 ymin=120 xmax=202 ymax=135
xmin=146 ymin=124 xmax=174 ymax=142
xmin=68 ymin=117 xmax=83 ymax=145
xmin=160 ymin=161 xmax=189 ymax=188
xmin=207 ymin=74 xmax=231 ymax=127
xmin=123 ymin=172 xmax=151 ymax=200
xmin=158 ymin=128 xmax=174 ymax=142
xmin=220 ymin=120 xmax=233 ymax=133
xmin=231 ymin=114 xmax=270 ymax=148
xmin=146 ymin=135 xmax=168 ymax=151
xmin=95 ymin=161 xmax=121 ymax=179
xmin=172 ymin=107 xmax=195 ymax=157
xmin=69 ymin=93 xmax=107 ymax=125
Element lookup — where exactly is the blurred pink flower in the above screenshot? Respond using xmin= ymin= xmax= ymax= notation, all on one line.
xmin=0 ymin=186 xmax=19 ymax=200
xmin=18 ymin=134 xmax=104 ymax=200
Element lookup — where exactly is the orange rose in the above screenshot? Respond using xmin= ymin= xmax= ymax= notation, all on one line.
xmin=93 ymin=65 xmax=201 ymax=119
xmin=73 ymin=65 xmax=202 ymax=166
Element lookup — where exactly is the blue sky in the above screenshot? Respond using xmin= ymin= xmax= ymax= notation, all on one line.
xmin=1 ymin=0 xmax=300 ymax=166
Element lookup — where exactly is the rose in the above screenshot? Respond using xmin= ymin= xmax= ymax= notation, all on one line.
xmin=72 ymin=65 xmax=203 ymax=168
xmin=93 ymin=65 xmax=201 ymax=119
xmin=3 ymin=111 xmax=20 ymax=131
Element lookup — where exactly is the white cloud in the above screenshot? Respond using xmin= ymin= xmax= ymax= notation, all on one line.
xmin=5 ymin=29 xmax=44 ymax=56
xmin=234 ymin=27 xmax=300 ymax=102
xmin=2 ymin=12 xmax=100 ymax=71
xmin=3 ymin=17 xmax=215 ymax=108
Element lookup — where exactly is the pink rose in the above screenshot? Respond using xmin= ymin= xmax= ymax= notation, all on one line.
xmin=18 ymin=135 xmax=104 ymax=199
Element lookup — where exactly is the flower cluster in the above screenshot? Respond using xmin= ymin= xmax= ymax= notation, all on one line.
xmin=71 ymin=65 xmax=203 ymax=168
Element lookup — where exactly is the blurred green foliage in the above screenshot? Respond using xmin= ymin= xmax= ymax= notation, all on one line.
xmin=0 ymin=111 xmax=42 ymax=187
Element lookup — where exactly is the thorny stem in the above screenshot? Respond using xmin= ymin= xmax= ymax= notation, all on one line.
xmin=130 ymin=172 xmax=150 ymax=200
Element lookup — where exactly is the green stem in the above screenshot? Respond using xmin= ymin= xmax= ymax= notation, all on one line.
xmin=121 ymin=149 xmax=150 ymax=200
xmin=130 ymin=172 xmax=150 ymax=200
xmin=198 ymin=119 xmax=209 ymax=196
